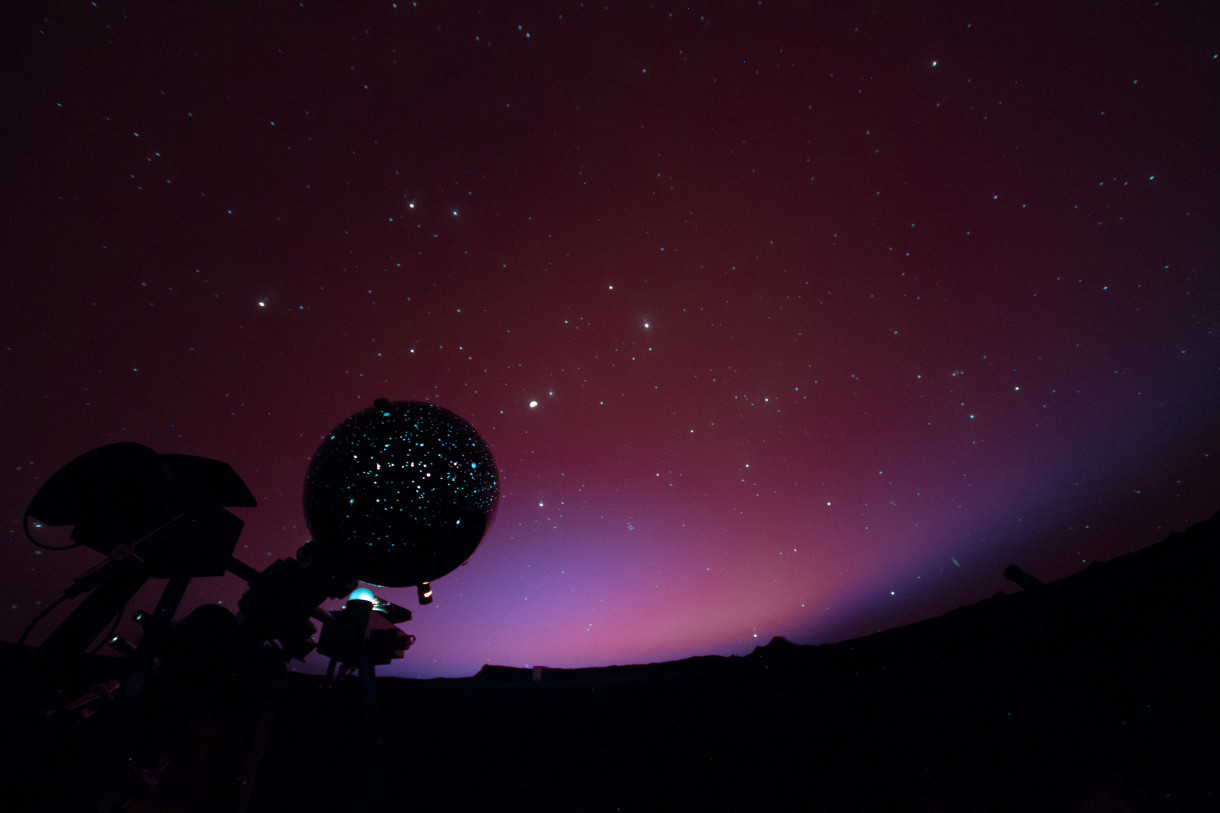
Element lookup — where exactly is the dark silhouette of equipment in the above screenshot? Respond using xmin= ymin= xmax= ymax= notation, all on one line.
xmin=12 ymin=398 xmax=499 ymax=811
xmin=25 ymin=443 xmax=255 ymax=658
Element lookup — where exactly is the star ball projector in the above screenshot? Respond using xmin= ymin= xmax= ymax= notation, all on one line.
xmin=303 ymin=399 xmax=499 ymax=588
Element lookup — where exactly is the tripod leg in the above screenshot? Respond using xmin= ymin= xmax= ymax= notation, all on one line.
xmin=360 ymin=656 xmax=382 ymax=806
xmin=122 ymin=574 xmax=192 ymax=703
xmin=40 ymin=568 xmax=149 ymax=658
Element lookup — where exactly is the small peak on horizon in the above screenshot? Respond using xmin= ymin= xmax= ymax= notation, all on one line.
xmin=751 ymin=636 xmax=801 ymax=656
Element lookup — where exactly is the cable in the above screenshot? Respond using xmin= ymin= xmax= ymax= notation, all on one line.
xmin=23 ymin=510 xmax=80 ymax=551
xmin=17 ymin=592 xmax=71 ymax=646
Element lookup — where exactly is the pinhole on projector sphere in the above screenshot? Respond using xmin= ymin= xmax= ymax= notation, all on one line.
xmin=303 ymin=400 xmax=498 ymax=588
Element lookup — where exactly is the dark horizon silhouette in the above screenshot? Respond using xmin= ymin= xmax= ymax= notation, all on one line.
xmin=3 ymin=511 xmax=1216 ymax=810
xmin=4 ymin=3 xmax=1218 ymax=807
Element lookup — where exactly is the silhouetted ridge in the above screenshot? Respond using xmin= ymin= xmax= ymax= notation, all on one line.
xmin=473 ymin=510 xmax=1220 ymax=682
xmin=3 ymin=511 xmax=1217 ymax=810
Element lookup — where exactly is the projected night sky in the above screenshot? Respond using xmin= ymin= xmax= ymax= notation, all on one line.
xmin=3 ymin=3 xmax=1217 ymax=678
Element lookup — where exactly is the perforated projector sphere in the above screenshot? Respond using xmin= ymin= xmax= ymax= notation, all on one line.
xmin=303 ymin=400 xmax=498 ymax=587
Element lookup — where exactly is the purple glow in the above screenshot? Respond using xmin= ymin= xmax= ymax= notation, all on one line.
xmin=1 ymin=3 xmax=1217 ymax=679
